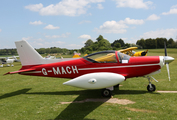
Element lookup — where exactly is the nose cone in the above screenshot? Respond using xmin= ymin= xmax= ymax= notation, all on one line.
xmin=164 ymin=56 xmax=174 ymax=64
xmin=159 ymin=56 xmax=165 ymax=68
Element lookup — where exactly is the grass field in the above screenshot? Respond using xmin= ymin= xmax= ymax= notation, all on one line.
xmin=0 ymin=49 xmax=177 ymax=120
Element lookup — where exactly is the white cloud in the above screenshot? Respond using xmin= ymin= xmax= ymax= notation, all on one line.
xmin=171 ymin=4 xmax=177 ymax=9
xmin=114 ymin=0 xmax=153 ymax=9
xmin=30 ymin=40 xmax=66 ymax=48
xmin=67 ymin=44 xmax=83 ymax=49
xmin=25 ymin=0 xmax=105 ymax=16
xmin=29 ymin=20 xmax=44 ymax=25
xmin=79 ymin=20 xmax=91 ymax=24
xmin=52 ymin=41 xmax=65 ymax=44
xmin=123 ymin=18 xmax=144 ymax=24
xmin=25 ymin=3 xmax=43 ymax=12
xmin=140 ymin=28 xmax=177 ymax=39
xmin=97 ymin=4 xmax=104 ymax=9
xmin=45 ymin=33 xmax=70 ymax=38
xmin=22 ymin=36 xmax=33 ymax=41
xmin=95 ymin=20 xmax=128 ymax=33
xmin=162 ymin=8 xmax=177 ymax=15
xmin=0 ymin=29 xmax=2 ymax=32
xmin=79 ymin=34 xmax=91 ymax=39
xmin=162 ymin=4 xmax=177 ymax=15
xmin=146 ymin=14 xmax=160 ymax=20
xmin=95 ymin=18 xmax=144 ymax=34
xmin=35 ymin=38 xmax=44 ymax=42
xmin=44 ymin=24 xmax=60 ymax=29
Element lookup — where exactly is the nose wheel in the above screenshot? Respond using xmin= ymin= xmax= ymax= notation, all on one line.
xmin=146 ymin=76 xmax=156 ymax=92
xmin=147 ymin=84 xmax=156 ymax=92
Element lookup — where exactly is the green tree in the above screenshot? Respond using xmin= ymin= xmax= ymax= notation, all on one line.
xmin=156 ymin=38 xmax=167 ymax=48
xmin=96 ymin=35 xmax=104 ymax=42
xmin=111 ymin=39 xmax=125 ymax=47
xmin=136 ymin=38 xmax=146 ymax=48
xmin=84 ymin=39 xmax=94 ymax=47
xmin=145 ymin=38 xmax=156 ymax=49
xmin=98 ymin=39 xmax=111 ymax=50
xmin=168 ymin=38 xmax=175 ymax=48
xmin=114 ymin=43 xmax=121 ymax=48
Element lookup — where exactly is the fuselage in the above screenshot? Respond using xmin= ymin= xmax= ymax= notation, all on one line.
xmin=19 ymin=51 xmax=164 ymax=79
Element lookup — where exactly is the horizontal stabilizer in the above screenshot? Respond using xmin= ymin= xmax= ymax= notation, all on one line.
xmin=4 ymin=68 xmax=35 ymax=75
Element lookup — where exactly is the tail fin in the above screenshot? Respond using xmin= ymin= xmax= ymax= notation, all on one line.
xmin=15 ymin=40 xmax=78 ymax=67
xmin=15 ymin=40 xmax=44 ymax=66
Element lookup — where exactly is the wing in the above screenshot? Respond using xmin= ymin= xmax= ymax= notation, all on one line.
xmin=119 ymin=47 xmax=137 ymax=53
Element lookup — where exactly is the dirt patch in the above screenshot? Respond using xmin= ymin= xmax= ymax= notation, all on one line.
xmin=60 ymin=98 xmax=135 ymax=105
xmin=157 ymin=91 xmax=177 ymax=93
xmin=124 ymin=107 xmax=157 ymax=113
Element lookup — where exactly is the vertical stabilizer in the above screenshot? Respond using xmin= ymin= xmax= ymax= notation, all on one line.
xmin=15 ymin=40 xmax=43 ymax=66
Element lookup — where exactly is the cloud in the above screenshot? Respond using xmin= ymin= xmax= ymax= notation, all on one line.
xmin=25 ymin=3 xmax=43 ymax=12
xmin=0 ymin=29 xmax=2 ymax=32
xmin=45 ymin=33 xmax=71 ymax=38
xmin=140 ymin=28 xmax=177 ymax=39
xmin=29 ymin=20 xmax=44 ymax=25
xmin=79 ymin=34 xmax=91 ymax=39
xmin=67 ymin=44 xmax=83 ymax=49
xmin=25 ymin=0 xmax=105 ymax=16
xmin=95 ymin=20 xmax=128 ymax=33
xmin=30 ymin=40 xmax=66 ymax=48
xmin=162 ymin=9 xmax=177 ymax=15
xmin=97 ymin=4 xmax=104 ymax=9
xmin=146 ymin=14 xmax=160 ymax=20
xmin=95 ymin=18 xmax=144 ymax=34
xmin=123 ymin=18 xmax=144 ymax=24
xmin=44 ymin=24 xmax=60 ymax=29
xmin=114 ymin=0 xmax=153 ymax=9
xmin=22 ymin=36 xmax=33 ymax=41
xmin=162 ymin=4 xmax=177 ymax=15
xmin=52 ymin=41 xmax=65 ymax=44
xmin=171 ymin=4 xmax=177 ymax=9
xmin=78 ymin=20 xmax=91 ymax=24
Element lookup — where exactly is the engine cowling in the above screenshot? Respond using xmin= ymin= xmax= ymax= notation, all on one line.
xmin=63 ymin=72 xmax=125 ymax=89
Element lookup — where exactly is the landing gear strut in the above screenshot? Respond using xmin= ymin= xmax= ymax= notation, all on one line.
xmin=146 ymin=76 xmax=156 ymax=92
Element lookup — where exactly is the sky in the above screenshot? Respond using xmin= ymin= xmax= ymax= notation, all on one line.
xmin=0 ymin=0 xmax=177 ymax=49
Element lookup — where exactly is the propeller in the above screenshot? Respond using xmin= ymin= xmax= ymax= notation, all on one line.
xmin=141 ymin=49 xmax=148 ymax=56
xmin=164 ymin=41 xmax=174 ymax=81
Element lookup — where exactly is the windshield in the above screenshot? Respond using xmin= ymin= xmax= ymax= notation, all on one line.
xmin=117 ymin=52 xmax=131 ymax=63
xmin=83 ymin=51 xmax=117 ymax=63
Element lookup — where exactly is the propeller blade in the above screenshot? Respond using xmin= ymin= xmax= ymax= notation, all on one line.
xmin=164 ymin=41 xmax=167 ymax=56
xmin=141 ymin=49 xmax=148 ymax=56
xmin=166 ymin=63 xmax=171 ymax=81
xmin=164 ymin=41 xmax=173 ymax=81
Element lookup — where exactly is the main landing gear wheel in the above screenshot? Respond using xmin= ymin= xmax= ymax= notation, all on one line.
xmin=102 ymin=89 xmax=112 ymax=97
xmin=147 ymin=84 xmax=156 ymax=92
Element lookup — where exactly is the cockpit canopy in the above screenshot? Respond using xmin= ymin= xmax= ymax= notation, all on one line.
xmin=83 ymin=50 xmax=130 ymax=63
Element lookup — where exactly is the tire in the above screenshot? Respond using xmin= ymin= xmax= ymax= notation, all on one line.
xmin=147 ymin=84 xmax=156 ymax=92
xmin=102 ymin=89 xmax=112 ymax=97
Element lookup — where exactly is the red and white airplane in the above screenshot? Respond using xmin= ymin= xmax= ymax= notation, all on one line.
xmin=5 ymin=40 xmax=174 ymax=97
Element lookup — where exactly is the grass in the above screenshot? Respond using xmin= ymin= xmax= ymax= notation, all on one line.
xmin=0 ymin=49 xmax=177 ymax=120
